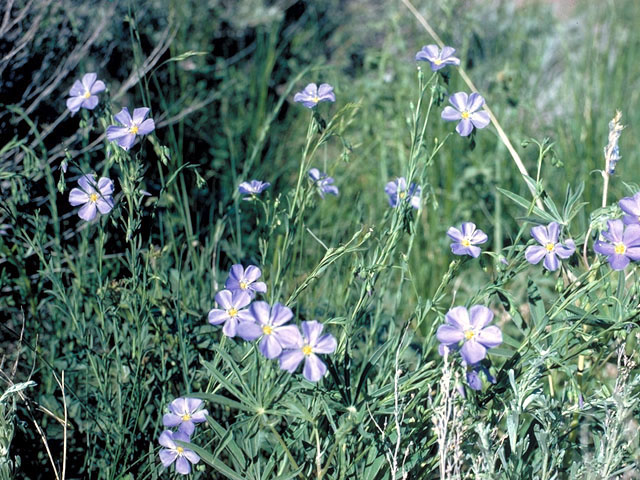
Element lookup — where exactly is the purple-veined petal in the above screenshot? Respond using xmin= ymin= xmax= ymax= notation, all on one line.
xmin=78 ymin=202 xmax=97 ymax=221
xmin=175 ymin=456 xmax=191 ymax=475
xmin=183 ymin=450 xmax=200 ymax=464
xmin=169 ymin=398 xmax=188 ymax=414
xmin=222 ymin=317 xmax=238 ymax=337
xmin=114 ymin=107 xmax=133 ymax=127
xmin=609 ymin=254 xmax=630 ymax=270
xmin=270 ymin=303 xmax=293 ymax=326
xmin=622 ymin=214 xmax=640 ymax=225
xmin=106 ymin=126 xmax=130 ymax=140
xmin=303 ymin=354 xmax=327 ymax=382
xmin=158 ymin=430 xmax=176 ymax=449
xmin=415 ymin=44 xmax=439 ymax=62
xmin=623 ymin=224 xmax=640 ymax=247
xmin=477 ymin=325 xmax=502 ymax=348
xmin=445 ymin=306 xmax=471 ymax=331
xmin=543 ymin=252 xmax=560 ymax=271
xmin=594 ymin=240 xmax=615 ymax=256
xmin=249 ymin=301 xmax=270 ymax=325
xmin=137 ymin=118 xmax=155 ymax=135
xmin=116 ymin=133 xmax=137 ymax=150
xmin=163 ymin=413 xmax=182 ymax=428
xmin=251 ymin=281 xmax=267 ymax=293
xmin=81 ymin=73 xmax=97 ymax=91
xmin=259 ymin=334 xmax=282 ymax=359
xmin=177 ymin=421 xmax=195 ymax=436
xmin=446 ymin=226 xmax=464 ymax=242
xmin=66 ymin=96 xmax=85 ymax=114
xmin=244 ymin=265 xmax=262 ymax=282
xmin=132 ymin=107 xmax=150 ymax=124
xmin=525 ymin=245 xmax=547 ymax=265
xmin=555 ymin=239 xmax=575 ymax=259
xmin=208 ymin=309 xmax=228 ymax=325
xmin=314 ymin=333 xmax=337 ymax=354
xmin=451 ymin=243 xmax=472 ymax=256
xmin=91 ymin=80 xmax=106 ymax=94
xmin=449 ymin=92 xmax=468 ymax=111
xmin=190 ymin=410 xmax=208 ymax=423
xmin=185 ymin=398 xmax=203 ymax=413
xmin=436 ymin=325 xmax=464 ymax=344
xmin=96 ymin=197 xmax=114 ymax=214
xmin=69 ymin=188 xmax=89 ymax=206
xmin=466 ymin=92 xmax=485 ymax=113
xmin=441 ymin=106 xmax=462 ymax=121
xmin=236 ymin=321 xmax=262 ymax=341
xmin=274 ymin=325 xmax=302 ymax=348
xmin=159 ymin=449 xmax=177 ymax=467
xmin=82 ymin=95 xmax=99 ymax=110
xmin=460 ymin=340 xmax=487 ymax=365
xmin=317 ymin=83 xmax=335 ymax=101
xmin=530 ymin=225 xmax=550 ymax=245
xmin=470 ymin=110 xmax=490 ymax=129
xmin=228 ymin=264 xmax=244 ymax=283
xmin=69 ymin=80 xmax=84 ymax=97
xmin=470 ymin=228 xmax=488 ymax=245
xmin=460 ymin=222 xmax=476 ymax=237
xmin=232 ymin=290 xmax=252 ymax=309
xmin=456 ymin=118 xmax=473 ymax=136
xmin=466 ymin=245 xmax=482 ymax=258
xmin=279 ymin=349 xmax=305 ymax=373
xmin=302 ymin=320 xmax=323 ymax=346
xmin=625 ymin=246 xmax=640 ymax=261
xmin=619 ymin=194 xmax=640 ymax=216
xmin=606 ymin=219 xmax=624 ymax=243
xmin=215 ymin=290 xmax=233 ymax=310
xmin=78 ymin=174 xmax=96 ymax=191
xmin=469 ymin=305 xmax=493 ymax=329
xmin=98 ymin=177 xmax=114 ymax=195
xmin=547 ymin=222 xmax=560 ymax=243
xmin=440 ymin=46 xmax=457 ymax=59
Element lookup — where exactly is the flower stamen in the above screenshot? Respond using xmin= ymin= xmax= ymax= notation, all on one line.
xmin=461 ymin=111 xmax=471 ymax=119
xmin=89 ymin=193 xmax=98 ymax=203
xmin=239 ymin=281 xmax=248 ymax=290
xmin=262 ymin=325 xmax=273 ymax=335
xmin=461 ymin=238 xmax=471 ymax=247
xmin=302 ymin=345 xmax=313 ymax=356
xmin=464 ymin=330 xmax=475 ymax=340
xmin=181 ymin=413 xmax=191 ymax=421
xmin=227 ymin=308 xmax=238 ymax=317
xmin=545 ymin=243 xmax=555 ymax=252
xmin=83 ymin=91 xmax=91 ymax=99
xmin=129 ymin=125 xmax=139 ymax=134
xmin=614 ymin=242 xmax=627 ymax=255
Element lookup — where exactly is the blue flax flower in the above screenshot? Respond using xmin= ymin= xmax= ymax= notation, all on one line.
xmin=594 ymin=219 xmax=640 ymax=270
xmin=441 ymin=92 xmax=491 ymax=137
xmin=294 ymin=83 xmax=336 ymax=108
xmin=384 ymin=177 xmax=421 ymax=209
xmin=437 ymin=305 xmax=502 ymax=365
xmin=162 ymin=397 xmax=208 ymax=436
xmin=279 ymin=321 xmax=337 ymax=382
xmin=415 ymin=45 xmax=460 ymax=71
xmin=236 ymin=302 xmax=300 ymax=359
xmin=208 ymin=289 xmax=253 ymax=337
xmin=66 ymin=73 xmax=105 ymax=114
xmin=238 ymin=180 xmax=270 ymax=196
xmin=225 ymin=264 xmax=267 ymax=298
xmin=68 ymin=174 xmax=114 ymax=221
xmin=465 ymin=361 xmax=495 ymax=391
xmin=106 ymin=107 xmax=155 ymax=150
xmin=309 ymin=168 xmax=339 ymax=198
xmin=619 ymin=192 xmax=640 ymax=225
xmin=525 ymin=222 xmax=575 ymax=271
xmin=447 ymin=222 xmax=488 ymax=258
xmin=158 ymin=430 xmax=200 ymax=475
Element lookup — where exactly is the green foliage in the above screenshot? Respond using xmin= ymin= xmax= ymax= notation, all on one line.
xmin=2 ymin=0 xmax=640 ymax=479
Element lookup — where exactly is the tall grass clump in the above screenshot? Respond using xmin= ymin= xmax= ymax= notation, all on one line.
xmin=1 ymin=0 xmax=640 ymax=478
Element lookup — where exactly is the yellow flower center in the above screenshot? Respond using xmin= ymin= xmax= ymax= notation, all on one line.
xmin=239 ymin=281 xmax=248 ymax=290
xmin=398 ymin=191 xmax=406 ymax=199
xmin=461 ymin=111 xmax=470 ymax=119
xmin=129 ymin=125 xmax=139 ymax=134
xmin=464 ymin=330 xmax=475 ymax=340
xmin=262 ymin=325 xmax=273 ymax=335
xmin=545 ymin=243 xmax=555 ymax=252
xmin=302 ymin=345 xmax=313 ymax=356
xmin=83 ymin=90 xmax=91 ymax=99
xmin=89 ymin=193 xmax=98 ymax=203
xmin=313 ymin=96 xmax=320 ymax=103
xmin=227 ymin=308 xmax=238 ymax=317
xmin=176 ymin=446 xmax=184 ymax=454
xmin=434 ymin=59 xmax=443 ymax=65
xmin=614 ymin=242 xmax=626 ymax=255
xmin=461 ymin=238 xmax=471 ymax=247
xmin=182 ymin=413 xmax=191 ymax=421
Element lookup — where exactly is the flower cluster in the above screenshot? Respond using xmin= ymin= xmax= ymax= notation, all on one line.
xmin=65 ymin=72 xmax=156 ymax=221
xmin=158 ymin=397 xmax=208 ymax=475
xmin=208 ymin=264 xmax=337 ymax=382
